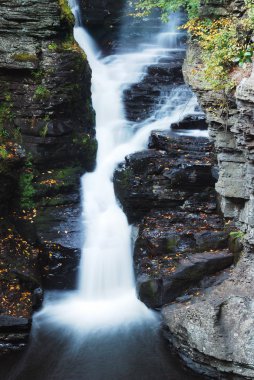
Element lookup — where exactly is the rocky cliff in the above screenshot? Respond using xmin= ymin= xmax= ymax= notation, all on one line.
xmin=162 ymin=1 xmax=254 ymax=378
xmin=0 ymin=0 xmax=96 ymax=353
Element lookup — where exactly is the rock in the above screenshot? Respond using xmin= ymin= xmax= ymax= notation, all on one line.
xmin=183 ymin=40 xmax=254 ymax=239
xmin=38 ymin=245 xmax=80 ymax=290
xmin=0 ymin=0 xmax=96 ymax=354
xmin=124 ymin=54 xmax=187 ymax=122
xmin=167 ymin=1 xmax=254 ymax=376
xmin=113 ymin=118 xmax=234 ymax=310
xmin=114 ymin=132 xmax=215 ymax=223
xmin=79 ymin=0 xmax=125 ymax=52
xmin=0 ymin=316 xmax=30 ymax=332
xmin=0 ymin=147 xmax=25 ymax=214
xmin=200 ymin=0 xmax=246 ymax=17
xmin=134 ymin=208 xmax=232 ymax=307
xmin=138 ymin=250 xmax=233 ymax=308
xmin=32 ymin=288 xmax=43 ymax=311
xmin=113 ymin=114 xmax=235 ymax=310
xmin=171 ymin=114 xmax=208 ymax=130
xmin=162 ymin=254 xmax=254 ymax=379
xmin=0 ymin=316 xmax=31 ymax=355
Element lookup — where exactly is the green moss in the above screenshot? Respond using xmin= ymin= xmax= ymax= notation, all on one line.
xmin=48 ymin=42 xmax=58 ymax=51
xmin=19 ymin=172 xmax=36 ymax=210
xmin=55 ymin=166 xmax=81 ymax=180
xmin=117 ymin=167 xmax=133 ymax=189
xmin=166 ymin=236 xmax=179 ymax=253
xmin=39 ymin=194 xmax=69 ymax=207
xmin=32 ymin=69 xmax=45 ymax=82
xmin=47 ymin=36 xmax=86 ymax=62
xmin=0 ymin=146 xmax=8 ymax=159
xmin=72 ymin=133 xmax=97 ymax=171
xmin=229 ymin=231 xmax=245 ymax=239
xmin=0 ymin=94 xmax=14 ymax=140
xmin=12 ymin=53 xmax=38 ymax=62
xmin=75 ymin=133 xmax=97 ymax=156
xmin=86 ymin=98 xmax=96 ymax=125
xmin=58 ymin=0 xmax=75 ymax=25
xmin=39 ymin=124 xmax=48 ymax=138
xmin=35 ymin=166 xmax=82 ymax=199
xmin=34 ymin=85 xmax=50 ymax=100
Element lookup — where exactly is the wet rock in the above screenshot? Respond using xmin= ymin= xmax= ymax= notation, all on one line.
xmin=0 ymin=0 xmax=96 ymax=354
xmin=0 ymin=316 xmax=30 ymax=332
xmin=32 ymin=288 xmax=43 ymax=311
xmin=0 ymin=316 xmax=31 ymax=355
xmin=194 ymin=230 xmax=229 ymax=252
xmin=138 ymin=250 xmax=233 ymax=308
xmin=13 ymin=166 xmax=84 ymax=291
xmin=114 ymin=122 xmax=234 ymax=309
xmin=171 ymin=114 xmax=208 ymax=130
xmin=38 ymin=245 xmax=80 ymax=290
xmin=124 ymin=52 xmax=187 ymax=122
xmin=114 ymin=132 xmax=215 ymax=223
xmin=134 ymin=209 xmax=232 ymax=307
xmin=0 ymin=147 xmax=25 ymax=214
xmin=79 ymin=0 xmax=125 ymax=52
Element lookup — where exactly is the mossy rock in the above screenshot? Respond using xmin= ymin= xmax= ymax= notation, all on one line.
xmin=58 ymin=0 xmax=75 ymax=26
xmin=34 ymin=165 xmax=83 ymax=200
xmin=12 ymin=53 xmax=38 ymax=63
xmin=72 ymin=133 xmax=98 ymax=171
xmin=166 ymin=236 xmax=180 ymax=253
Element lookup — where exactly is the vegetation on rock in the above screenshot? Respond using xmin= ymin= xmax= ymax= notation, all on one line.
xmin=58 ymin=0 xmax=75 ymax=25
xmin=134 ymin=0 xmax=200 ymax=20
xmin=12 ymin=53 xmax=38 ymax=62
xmin=183 ymin=13 xmax=254 ymax=90
xmin=48 ymin=35 xmax=87 ymax=60
xmin=19 ymin=157 xmax=36 ymax=210
xmin=134 ymin=0 xmax=254 ymax=90
xmin=34 ymin=85 xmax=50 ymax=100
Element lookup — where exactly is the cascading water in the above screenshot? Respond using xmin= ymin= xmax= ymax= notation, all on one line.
xmin=30 ymin=0 xmax=202 ymax=333
xmin=7 ymin=3 xmax=207 ymax=380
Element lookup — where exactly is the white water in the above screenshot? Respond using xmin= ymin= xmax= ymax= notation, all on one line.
xmin=34 ymin=1 xmax=206 ymax=333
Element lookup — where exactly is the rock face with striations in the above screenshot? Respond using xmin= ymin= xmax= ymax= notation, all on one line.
xmin=114 ymin=43 xmax=235 ymax=310
xmin=114 ymin=129 xmax=235 ymax=309
xmin=161 ymin=1 xmax=254 ymax=378
xmin=0 ymin=0 xmax=96 ymax=353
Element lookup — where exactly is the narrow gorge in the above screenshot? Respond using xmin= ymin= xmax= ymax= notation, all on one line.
xmin=0 ymin=0 xmax=253 ymax=379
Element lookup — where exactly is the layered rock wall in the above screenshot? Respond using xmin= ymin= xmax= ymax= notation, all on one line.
xmin=0 ymin=0 xmax=96 ymax=353
xmin=162 ymin=1 xmax=254 ymax=378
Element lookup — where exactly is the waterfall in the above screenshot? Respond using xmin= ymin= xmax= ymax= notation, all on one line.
xmin=6 ymin=3 xmax=213 ymax=380
xmin=33 ymin=0 xmax=202 ymax=334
